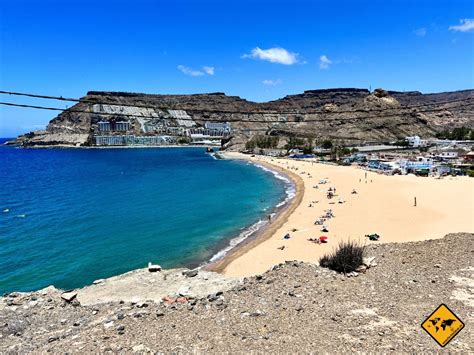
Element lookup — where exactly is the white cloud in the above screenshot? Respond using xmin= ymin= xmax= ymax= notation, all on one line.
xmin=449 ymin=19 xmax=474 ymax=32
xmin=202 ymin=66 xmax=215 ymax=75
xmin=319 ymin=55 xmax=332 ymax=69
xmin=262 ymin=79 xmax=282 ymax=86
xmin=177 ymin=65 xmax=215 ymax=77
xmin=242 ymin=47 xmax=299 ymax=65
xmin=177 ymin=65 xmax=204 ymax=76
xmin=413 ymin=27 xmax=427 ymax=37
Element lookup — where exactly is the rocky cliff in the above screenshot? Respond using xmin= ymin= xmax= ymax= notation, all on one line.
xmin=16 ymin=88 xmax=474 ymax=148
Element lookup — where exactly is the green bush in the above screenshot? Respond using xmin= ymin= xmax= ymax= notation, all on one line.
xmin=337 ymin=146 xmax=351 ymax=156
xmin=177 ymin=137 xmax=191 ymax=144
xmin=285 ymin=137 xmax=306 ymax=150
xmin=246 ymin=135 xmax=280 ymax=150
xmin=321 ymin=139 xmax=333 ymax=149
xmin=393 ymin=139 xmax=409 ymax=147
xmin=302 ymin=138 xmax=314 ymax=154
xmin=319 ymin=240 xmax=365 ymax=274
xmin=435 ymin=126 xmax=474 ymax=140
xmin=245 ymin=139 xmax=256 ymax=150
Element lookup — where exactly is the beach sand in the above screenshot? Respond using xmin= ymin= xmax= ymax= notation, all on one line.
xmin=218 ymin=152 xmax=474 ymax=277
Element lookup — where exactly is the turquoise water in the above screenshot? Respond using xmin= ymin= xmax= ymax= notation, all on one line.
xmin=0 ymin=143 xmax=287 ymax=294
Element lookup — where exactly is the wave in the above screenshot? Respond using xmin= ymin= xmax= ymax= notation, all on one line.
xmin=207 ymin=152 xmax=218 ymax=160
xmin=250 ymin=162 xmax=296 ymax=206
xmin=208 ymin=218 xmax=267 ymax=263
xmin=206 ymin=161 xmax=296 ymax=264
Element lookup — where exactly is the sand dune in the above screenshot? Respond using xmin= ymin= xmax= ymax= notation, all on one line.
xmin=222 ymin=153 xmax=474 ymax=277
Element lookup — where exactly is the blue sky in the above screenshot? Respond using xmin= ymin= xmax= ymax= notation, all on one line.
xmin=1 ymin=0 xmax=473 ymax=136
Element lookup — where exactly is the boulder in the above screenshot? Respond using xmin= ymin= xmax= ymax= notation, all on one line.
xmin=373 ymin=88 xmax=388 ymax=98
xmin=61 ymin=291 xmax=77 ymax=302
xmin=182 ymin=269 xmax=198 ymax=278
xmin=148 ymin=262 xmax=161 ymax=272
xmin=177 ymin=286 xmax=192 ymax=297
xmin=40 ymin=285 xmax=58 ymax=296
xmin=362 ymin=256 xmax=377 ymax=268
xmin=132 ymin=344 xmax=151 ymax=352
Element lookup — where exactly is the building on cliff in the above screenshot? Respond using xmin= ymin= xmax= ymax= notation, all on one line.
xmin=94 ymin=135 xmax=175 ymax=146
xmin=187 ymin=122 xmax=232 ymax=144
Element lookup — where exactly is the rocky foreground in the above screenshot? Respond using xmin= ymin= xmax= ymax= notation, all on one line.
xmin=1 ymin=233 xmax=473 ymax=353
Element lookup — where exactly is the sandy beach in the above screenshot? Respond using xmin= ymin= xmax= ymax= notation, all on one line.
xmin=218 ymin=152 xmax=474 ymax=277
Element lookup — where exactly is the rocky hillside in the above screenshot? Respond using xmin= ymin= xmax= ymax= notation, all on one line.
xmin=1 ymin=233 xmax=472 ymax=352
xmin=16 ymin=88 xmax=474 ymax=149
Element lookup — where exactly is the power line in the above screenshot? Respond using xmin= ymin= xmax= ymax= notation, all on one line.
xmin=1 ymin=89 xmax=472 ymax=116
xmin=0 ymin=91 xmax=79 ymax=103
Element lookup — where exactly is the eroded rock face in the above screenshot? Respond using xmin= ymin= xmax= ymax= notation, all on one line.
xmin=16 ymin=132 xmax=89 ymax=146
xmin=16 ymin=88 xmax=474 ymax=148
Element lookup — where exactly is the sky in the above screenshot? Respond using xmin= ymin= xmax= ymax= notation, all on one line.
xmin=0 ymin=0 xmax=473 ymax=136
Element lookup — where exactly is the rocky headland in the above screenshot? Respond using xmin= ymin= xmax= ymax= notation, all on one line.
xmin=1 ymin=233 xmax=472 ymax=353
xmin=14 ymin=88 xmax=474 ymax=149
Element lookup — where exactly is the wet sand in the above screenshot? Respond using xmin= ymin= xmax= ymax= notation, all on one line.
xmin=219 ymin=153 xmax=474 ymax=277
xmin=207 ymin=156 xmax=305 ymax=273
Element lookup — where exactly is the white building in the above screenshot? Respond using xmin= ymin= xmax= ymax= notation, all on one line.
xmin=435 ymin=151 xmax=458 ymax=160
xmin=405 ymin=136 xmax=422 ymax=148
xmin=94 ymin=135 xmax=174 ymax=146
xmin=399 ymin=156 xmax=434 ymax=173
xmin=204 ymin=122 xmax=231 ymax=132
xmin=115 ymin=121 xmax=131 ymax=131
xmin=187 ymin=122 xmax=231 ymax=143
xmin=97 ymin=121 xmax=130 ymax=132
xmin=98 ymin=121 xmax=111 ymax=132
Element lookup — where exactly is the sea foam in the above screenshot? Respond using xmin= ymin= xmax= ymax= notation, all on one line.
xmin=207 ymin=161 xmax=296 ymax=264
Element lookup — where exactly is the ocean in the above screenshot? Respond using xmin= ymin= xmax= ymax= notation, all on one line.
xmin=0 ymin=141 xmax=288 ymax=294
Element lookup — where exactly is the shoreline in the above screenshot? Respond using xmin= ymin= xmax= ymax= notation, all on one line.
xmin=6 ymin=144 xmax=213 ymax=149
xmin=0 ymin=149 xmax=295 ymax=295
xmin=205 ymin=153 xmax=304 ymax=273
xmin=3 ymin=149 xmax=472 ymax=294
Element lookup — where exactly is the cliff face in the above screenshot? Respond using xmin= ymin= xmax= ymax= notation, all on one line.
xmin=17 ymin=88 xmax=474 ymax=148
